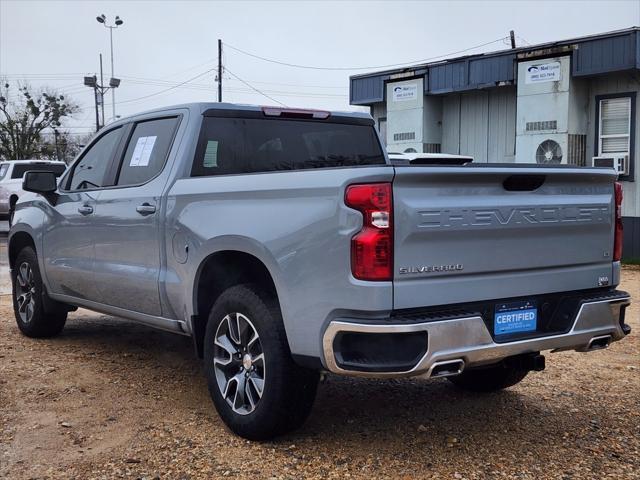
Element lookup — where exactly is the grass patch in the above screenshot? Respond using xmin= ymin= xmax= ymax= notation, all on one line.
xmin=622 ymin=258 xmax=640 ymax=266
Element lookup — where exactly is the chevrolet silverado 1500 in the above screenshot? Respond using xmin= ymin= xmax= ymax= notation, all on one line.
xmin=8 ymin=103 xmax=631 ymax=439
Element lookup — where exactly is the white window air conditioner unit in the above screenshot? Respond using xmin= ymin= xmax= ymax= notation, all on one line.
xmin=593 ymin=155 xmax=629 ymax=175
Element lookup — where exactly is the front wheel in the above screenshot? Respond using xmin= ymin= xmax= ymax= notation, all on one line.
xmin=448 ymin=362 xmax=529 ymax=392
xmin=12 ymin=246 xmax=67 ymax=338
xmin=204 ymin=284 xmax=319 ymax=440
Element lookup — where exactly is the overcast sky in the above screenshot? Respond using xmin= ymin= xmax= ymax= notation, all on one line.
xmin=1 ymin=0 xmax=639 ymax=136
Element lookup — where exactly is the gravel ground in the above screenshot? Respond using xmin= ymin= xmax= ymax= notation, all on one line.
xmin=0 ymin=268 xmax=638 ymax=480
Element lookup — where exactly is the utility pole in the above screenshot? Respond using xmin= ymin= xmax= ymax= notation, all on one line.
xmin=99 ymin=54 xmax=106 ymax=127
xmin=218 ymin=39 xmax=223 ymax=102
xmin=509 ymin=30 xmax=516 ymax=49
xmin=83 ymin=57 xmax=112 ymax=133
xmin=85 ymin=75 xmax=100 ymax=132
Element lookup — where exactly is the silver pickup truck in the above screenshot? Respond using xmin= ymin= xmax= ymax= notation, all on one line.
xmin=8 ymin=103 xmax=632 ymax=440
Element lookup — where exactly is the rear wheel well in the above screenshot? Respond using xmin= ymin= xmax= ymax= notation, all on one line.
xmin=9 ymin=232 xmax=36 ymax=269
xmin=193 ymin=251 xmax=278 ymax=358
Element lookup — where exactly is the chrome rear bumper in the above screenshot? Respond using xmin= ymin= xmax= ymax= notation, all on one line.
xmin=322 ymin=293 xmax=631 ymax=378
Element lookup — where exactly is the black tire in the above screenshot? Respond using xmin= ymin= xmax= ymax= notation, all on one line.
xmin=448 ymin=362 xmax=529 ymax=392
xmin=204 ymin=284 xmax=319 ymax=440
xmin=12 ymin=246 xmax=67 ymax=338
xmin=8 ymin=196 xmax=17 ymax=226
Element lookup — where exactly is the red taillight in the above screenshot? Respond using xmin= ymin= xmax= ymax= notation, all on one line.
xmin=345 ymin=183 xmax=393 ymax=281
xmin=613 ymin=181 xmax=623 ymax=261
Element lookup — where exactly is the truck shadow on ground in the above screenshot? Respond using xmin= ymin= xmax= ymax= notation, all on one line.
xmin=47 ymin=315 xmax=623 ymax=454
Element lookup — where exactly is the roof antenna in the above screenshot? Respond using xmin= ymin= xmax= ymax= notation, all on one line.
xmin=509 ymin=30 xmax=517 ymax=49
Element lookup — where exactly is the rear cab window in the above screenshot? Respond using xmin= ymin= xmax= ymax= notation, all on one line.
xmin=11 ymin=163 xmax=66 ymax=179
xmin=192 ymin=114 xmax=386 ymax=176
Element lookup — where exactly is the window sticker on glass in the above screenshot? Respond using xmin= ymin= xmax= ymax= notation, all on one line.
xmin=203 ymin=140 xmax=219 ymax=167
xmin=130 ymin=135 xmax=157 ymax=167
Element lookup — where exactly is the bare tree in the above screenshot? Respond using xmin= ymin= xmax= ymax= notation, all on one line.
xmin=0 ymin=82 xmax=79 ymax=160
xmin=39 ymin=130 xmax=92 ymax=164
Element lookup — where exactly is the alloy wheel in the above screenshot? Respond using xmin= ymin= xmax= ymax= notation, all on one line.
xmin=16 ymin=261 xmax=36 ymax=324
xmin=213 ymin=312 xmax=265 ymax=415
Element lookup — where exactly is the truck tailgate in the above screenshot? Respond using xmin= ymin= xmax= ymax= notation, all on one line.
xmin=392 ymin=166 xmax=617 ymax=310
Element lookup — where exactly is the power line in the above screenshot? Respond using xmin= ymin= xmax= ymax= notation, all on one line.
xmin=120 ymin=77 xmax=349 ymax=98
xmin=517 ymin=35 xmax=532 ymax=46
xmin=3 ymin=76 xmax=347 ymax=109
xmin=224 ymin=68 xmax=287 ymax=107
xmin=121 ymin=74 xmax=346 ymax=90
xmin=4 ymin=71 xmax=347 ymax=90
xmin=115 ymin=67 xmax=217 ymax=105
xmin=223 ymin=37 xmax=508 ymax=71
xmin=159 ymin=58 xmax=217 ymax=81
xmin=236 ymin=79 xmax=345 ymax=90
xmin=0 ymin=73 xmax=86 ymax=78
xmin=227 ymin=86 xmax=347 ymax=99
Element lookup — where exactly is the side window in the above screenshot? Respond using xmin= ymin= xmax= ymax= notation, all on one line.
xmin=0 ymin=164 xmax=8 ymax=181
xmin=116 ymin=117 xmax=179 ymax=187
xmin=69 ymin=128 xmax=122 ymax=190
xmin=192 ymin=118 xmax=247 ymax=176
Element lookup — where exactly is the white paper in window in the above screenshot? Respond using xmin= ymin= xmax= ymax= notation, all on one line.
xmin=129 ymin=136 xmax=157 ymax=167
xmin=203 ymin=140 xmax=219 ymax=167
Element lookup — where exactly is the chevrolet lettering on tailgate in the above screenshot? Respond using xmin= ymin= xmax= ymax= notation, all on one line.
xmin=418 ymin=205 xmax=610 ymax=229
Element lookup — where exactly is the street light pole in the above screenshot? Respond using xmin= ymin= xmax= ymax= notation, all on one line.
xmin=96 ymin=14 xmax=123 ymax=122
xmin=109 ymin=25 xmax=115 ymax=119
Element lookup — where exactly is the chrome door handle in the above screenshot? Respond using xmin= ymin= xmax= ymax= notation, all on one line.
xmin=77 ymin=205 xmax=93 ymax=215
xmin=136 ymin=203 xmax=156 ymax=216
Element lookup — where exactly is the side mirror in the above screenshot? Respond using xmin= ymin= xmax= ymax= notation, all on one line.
xmin=22 ymin=171 xmax=58 ymax=194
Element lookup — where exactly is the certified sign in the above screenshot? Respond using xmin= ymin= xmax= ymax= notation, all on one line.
xmin=525 ymin=62 xmax=561 ymax=84
xmin=392 ymin=83 xmax=418 ymax=102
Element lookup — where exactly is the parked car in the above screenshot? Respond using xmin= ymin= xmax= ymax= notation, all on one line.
xmin=8 ymin=103 xmax=631 ymax=440
xmin=0 ymin=160 xmax=67 ymax=221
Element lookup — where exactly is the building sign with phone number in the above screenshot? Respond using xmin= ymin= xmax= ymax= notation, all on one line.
xmin=525 ymin=62 xmax=561 ymax=84
xmin=392 ymin=83 xmax=418 ymax=102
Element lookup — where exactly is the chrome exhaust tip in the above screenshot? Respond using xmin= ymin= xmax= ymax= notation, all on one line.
xmin=586 ymin=335 xmax=612 ymax=351
xmin=429 ymin=359 xmax=465 ymax=378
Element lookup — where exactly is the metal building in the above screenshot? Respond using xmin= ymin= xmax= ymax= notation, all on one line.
xmin=350 ymin=27 xmax=640 ymax=260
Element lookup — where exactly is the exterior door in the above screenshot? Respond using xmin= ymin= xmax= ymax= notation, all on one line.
xmin=91 ymin=116 xmax=180 ymax=316
xmin=42 ymin=127 xmax=124 ymax=301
